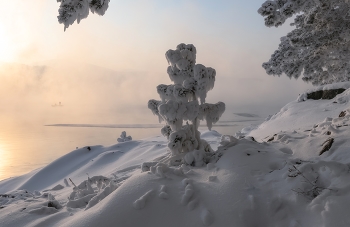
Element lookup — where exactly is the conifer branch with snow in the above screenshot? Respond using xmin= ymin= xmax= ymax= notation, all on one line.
xmin=57 ymin=0 xmax=110 ymax=31
xmin=259 ymin=0 xmax=350 ymax=85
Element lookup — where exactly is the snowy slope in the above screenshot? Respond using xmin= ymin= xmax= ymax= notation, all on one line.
xmin=1 ymin=85 xmax=350 ymax=227
xmin=247 ymin=83 xmax=350 ymax=141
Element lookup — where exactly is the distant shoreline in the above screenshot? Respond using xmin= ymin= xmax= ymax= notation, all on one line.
xmin=44 ymin=122 xmax=258 ymax=129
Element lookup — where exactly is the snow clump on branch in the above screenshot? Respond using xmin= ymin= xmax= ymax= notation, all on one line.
xmin=148 ymin=44 xmax=225 ymax=166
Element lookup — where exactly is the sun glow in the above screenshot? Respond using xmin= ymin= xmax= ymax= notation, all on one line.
xmin=0 ymin=23 xmax=13 ymax=62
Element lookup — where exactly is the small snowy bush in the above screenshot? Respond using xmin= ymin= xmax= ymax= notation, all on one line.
xmin=117 ymin=131 xmax=132 ymax=143
xmin=148 ymin=44 xmax=225 ymax=166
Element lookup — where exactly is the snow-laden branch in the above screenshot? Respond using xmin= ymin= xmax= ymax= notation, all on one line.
xmin=57 ymin=0 xmax=110 ymax=31
xmin=259 ymin=0 xmax=350 ymax=85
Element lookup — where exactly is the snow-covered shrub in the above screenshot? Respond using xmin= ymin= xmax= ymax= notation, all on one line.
xmin=258 ymin=0 xmax=350 ymax=85
xmin=67 ymin=175 xmax=117 ymax=209
xmin=117 ymin=131 xmax=132 ymax=143
xmin=148 ymin=44 xmax=225 ymax=166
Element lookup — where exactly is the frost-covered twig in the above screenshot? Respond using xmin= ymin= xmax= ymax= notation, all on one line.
xmin=291 ymin=165 xmax=334 ymax=199
xmin=69 ymin=178 xmax=77 ymax=188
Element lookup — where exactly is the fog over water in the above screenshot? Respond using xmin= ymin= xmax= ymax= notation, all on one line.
xmin=0 ymin=0 xmax=313 ymax=128
xmin=0 ymin=62 xmax=312 ymax=124
xmin=0 ymin=60 xmax=312 ymax=180
xmin=0 ymin=0 xmax=315 ymax=180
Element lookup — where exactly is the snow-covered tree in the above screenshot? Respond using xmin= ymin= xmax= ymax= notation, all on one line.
xmin=148 ymin=44 xmax=225 ymax=166
xmin=259 ymin=0 xmax=350 ymax=85
xmin=57 ymin=0 xmax=110 ymax=31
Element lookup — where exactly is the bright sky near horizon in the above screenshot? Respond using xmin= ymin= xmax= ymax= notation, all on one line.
xmin=0 ymin=0 xmax=313 ymax=124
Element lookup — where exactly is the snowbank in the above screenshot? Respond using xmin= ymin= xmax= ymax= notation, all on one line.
xmin=247 ymin=83 xmax=350 ymax=141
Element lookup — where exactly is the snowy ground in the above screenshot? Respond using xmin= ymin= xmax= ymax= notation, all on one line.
xmin=1 ymin=84 xmax=350 ymax=227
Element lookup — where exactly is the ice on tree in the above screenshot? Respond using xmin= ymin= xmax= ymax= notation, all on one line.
xmin=166 ymin=44 xmax=196 ymax=70
xmin=148 ymin=44 xmax=225 ymax=164
xmin=167 ymin=124 xmax=199 ymax=155
xmin=173 ymin=84 xmax=191 ymax=103
xmin=194 ymin=64 xmax=216 ymax=104
xmin=198 ymin=102 xmax=226 ymax=130
xmin=183 ymin=77 xmax=197 ymax=94
xmin=57 ymin=0 xmax=110 ymax=31
xmin=148 ymin=99 xmax=163 ymax=123
xmin=161 ymin=125 xmax=172 ymax=139
xmin=159 ymin=100 xmax=187 ymax=131
xmin=183 ymin=101 xmax=200 ymax=122
xmin=89 ymin=0 xmax=109 ymax=15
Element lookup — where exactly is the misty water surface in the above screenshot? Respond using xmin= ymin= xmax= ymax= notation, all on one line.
xmin=0 ymin=117 xmax=261 ymax=181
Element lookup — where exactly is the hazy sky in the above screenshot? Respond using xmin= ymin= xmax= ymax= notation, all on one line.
xmin=0 ymin=0 xmax=313 ymax=124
